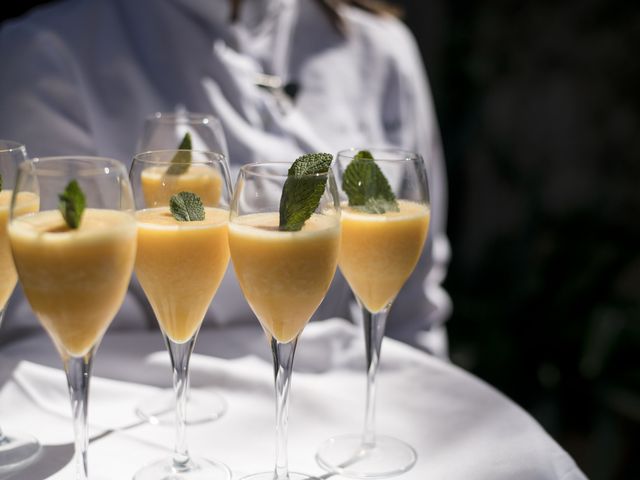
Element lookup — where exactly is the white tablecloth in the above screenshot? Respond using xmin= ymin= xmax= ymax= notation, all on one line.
xmin=0 ymin=319 xmax=586 ymax=480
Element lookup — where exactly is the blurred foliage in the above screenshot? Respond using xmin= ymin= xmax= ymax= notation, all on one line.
xmin=396 ymin=0 xmax=640 ymax=478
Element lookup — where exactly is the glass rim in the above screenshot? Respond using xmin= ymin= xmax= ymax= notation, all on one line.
xmin=20 ymin=156 xmax=129 ymax=177
xmin=240 ymin=161 xmax=334 ymax=180
xmin=133 ymin=149 xmax=226 ymax=165
xmin=145 ymin=112 xmax=222 ymax=126
xmin=0 ymin=140 xmax=27 ymax=154
xmin=336 ymin=147 xmax=422 ymax=162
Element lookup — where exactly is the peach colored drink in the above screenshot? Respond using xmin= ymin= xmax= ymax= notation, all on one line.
xmin=135 ymin=207 xmax=229 ymax=342
xmin=140 ymin=165 xmax=222 ymax=207
xmin=339 ymin=200 xmax=430 ymax=313
xmin=229 ymin=212 xmax=340 ymax=343
xmin=9 ymin=209 xmax=137 ymax=356
xmin=0 ymin=191 xmax=39 ymax=308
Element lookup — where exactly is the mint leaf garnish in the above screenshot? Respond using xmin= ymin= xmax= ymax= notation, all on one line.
xmin=0 ymin=173 xmax=3 ymax=192
xmin=58 ymin=179 xmax=86 ymax=229
xmin=342 ymin=150 xmax=398 ymax=213
xmin=166 ymin=132 xmax=192 ymax=175
xmin=170 ymin=191 xmax=205 ymax=221
xmin=279 ymin=153 xmax=333 ymax=231
xmin=354 ymin=150 xmax=374 ymax=160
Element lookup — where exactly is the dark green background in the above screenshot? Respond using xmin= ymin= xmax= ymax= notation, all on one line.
xmin=401 ymin=2 xmax=639 ymax=478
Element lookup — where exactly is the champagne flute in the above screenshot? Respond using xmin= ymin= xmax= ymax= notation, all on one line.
xmin=8 ymin=156 xmax=138 ymax=480
xmin=135 ymin=111 xmax=229 ymax=425
xmin=0 ymin=140 xmax=41 ymax=472
xmin=130 ymin=149 xmax=232 ymax=480
xmin=228 ymin=160 xmax=341 ymax=480
xmin=316 ymin=148 xmax=430 ymax=478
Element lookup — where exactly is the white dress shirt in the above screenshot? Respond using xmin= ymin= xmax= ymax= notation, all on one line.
xmin=0 ymin=0 xmax=451 ymax=353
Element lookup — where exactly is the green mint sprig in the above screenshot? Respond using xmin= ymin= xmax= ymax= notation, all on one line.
xmin=0 ymin=173 xmax=3 ymax=192
xmin=166 ymin=132 xmax=192 ymax=175
xmin=170 ymin=191 xmax=205 ymax=221
xmin=342 ymin=150 xmax=398 ymax=213
xmin=279 ymin=153 xmax=333 ymax=231
xmin=58 ymin=179 xmax=86 ymax=229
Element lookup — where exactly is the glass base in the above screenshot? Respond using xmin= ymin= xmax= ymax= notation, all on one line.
xmin=135 ymin=389 xmax=227 ymax=425
xmin=316 ymin=434 xmax=416 ymax=478
xmin=0 ymin=431 xmax=41 ymax=472
xmin=133 ymin=455 xmax=231 ymax=480
xmin=240 ymin=472 xmax=312 ymax=480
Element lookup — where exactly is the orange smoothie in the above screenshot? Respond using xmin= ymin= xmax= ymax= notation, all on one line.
xmin=339 ymin=200 xmax=430 ymax=313
xmin=0 ymin=190 xmax=39 ymax=308
xmin=9 ymin=209 xmax=137 ymax=356
xmin=135 ymin=207 xmax=229 ymax=343
xmin=229 ymin=212 xmax=340 ymax=343
xmin=140 ymin=165 xmax=223 ymax=207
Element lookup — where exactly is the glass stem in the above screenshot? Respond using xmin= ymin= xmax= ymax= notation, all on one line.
xmin=63 ymin=350 xmax=94 ymax=480
xmin=0 ymin=308 xmax=7 ymax=444
xmin=271 ymin=336 xmax=298 ymax=480
xmin=166 ymin=335 xmax=197 ymax=471
xmin=362 ymin=305 xmax=389 ymax=447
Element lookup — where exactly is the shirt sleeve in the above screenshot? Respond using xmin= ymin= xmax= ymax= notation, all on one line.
xmin=380 ymin=21 xmax=452 ymax=352
xmin=0 ymin=20 xmax=95 ymax=157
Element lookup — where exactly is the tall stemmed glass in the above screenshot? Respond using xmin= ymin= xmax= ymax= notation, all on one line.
xmin=229 ymin=161 xmax=341 ymax=480
xmin=316 ymin=148 xmax=430 ymax=478
xmin=0 ymin=140 xmax=41 ymax=471
xmin=135 ymin=111 xmax=229 ymax=425
xmin=8 ymin=156 xmax=137 ymax=480
xmin=130 ymin=150 xmax=232 ymax=480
